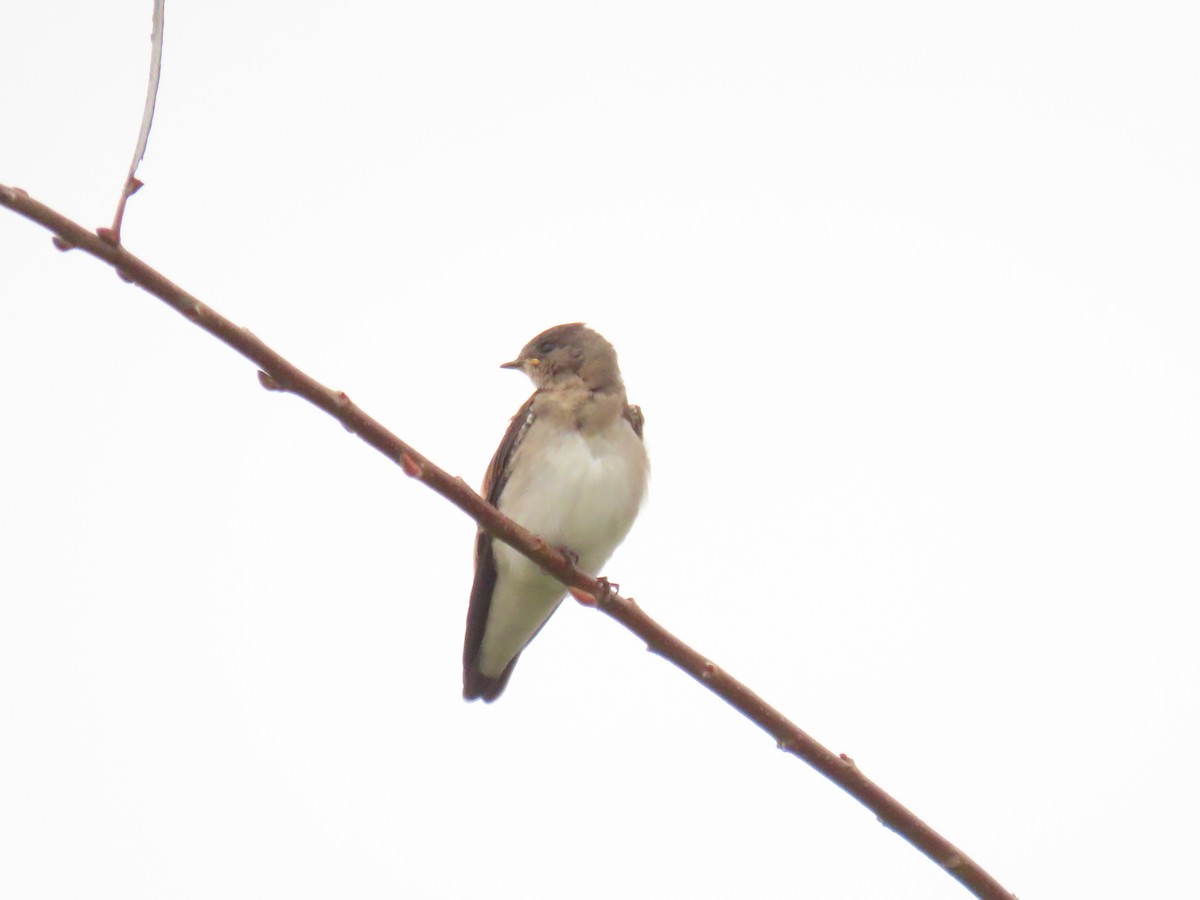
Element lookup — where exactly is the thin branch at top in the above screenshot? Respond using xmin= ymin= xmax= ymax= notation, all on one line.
xmin=108 ymin=0 xmax=166 ymax=244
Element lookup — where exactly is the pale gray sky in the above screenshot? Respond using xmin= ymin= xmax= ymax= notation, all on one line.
xmin=2 ymin=3 xmax=1198 ymax=898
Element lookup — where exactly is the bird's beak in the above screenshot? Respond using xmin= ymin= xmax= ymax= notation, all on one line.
xmin=500 ymin=357 xmax=539 ymax=370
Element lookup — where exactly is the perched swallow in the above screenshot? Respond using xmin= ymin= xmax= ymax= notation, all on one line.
xmin=462 ymin=323 xmax=649 ymax=702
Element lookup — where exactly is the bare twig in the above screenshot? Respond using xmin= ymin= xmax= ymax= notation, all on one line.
xmin=0 ymin=183 xmax=1018 ymax=900
xmin=107 ymin=0 xmax=166 ymax=244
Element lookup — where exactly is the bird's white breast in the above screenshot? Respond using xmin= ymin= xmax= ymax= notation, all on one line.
xmin=499 ymin=415 xmax=647 ymax=571
xmin=475 ymin=414 xmax=648 ymax=676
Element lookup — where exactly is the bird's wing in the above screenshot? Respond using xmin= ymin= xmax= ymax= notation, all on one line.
xmin=462 ymin=392 xmax=538 ymax=701
xmin=624 ymin=403 xmax=645 ymax=440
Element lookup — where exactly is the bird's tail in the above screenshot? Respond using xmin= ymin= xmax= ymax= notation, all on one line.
xmin=462 ymin=657 xmax=519 ymax=703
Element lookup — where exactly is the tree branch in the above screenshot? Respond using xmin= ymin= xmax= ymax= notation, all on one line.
xmin=108 ymin=0 xmax=165 ymax=244
xmin=0 ymin=182 xmax=1017 ymax=900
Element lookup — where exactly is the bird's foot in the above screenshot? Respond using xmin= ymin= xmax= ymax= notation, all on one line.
xmin=595 ymin=576 xmax=620 ymax=606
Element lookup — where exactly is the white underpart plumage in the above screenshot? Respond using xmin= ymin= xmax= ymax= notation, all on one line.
xmin=476 ymin=413 xmax=648 ymax=677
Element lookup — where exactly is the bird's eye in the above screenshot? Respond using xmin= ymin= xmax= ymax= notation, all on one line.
xmin=537 ymin=340 xmax=555 ymax=354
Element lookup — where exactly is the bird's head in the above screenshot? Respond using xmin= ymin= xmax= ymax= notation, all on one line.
xmin=501 ymin=323 xmax=622 ymax=392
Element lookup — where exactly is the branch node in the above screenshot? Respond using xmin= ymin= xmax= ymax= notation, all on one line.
xmin=570 ymin=588 xmax=597 ymax=606
xmin=399 ymin=451 xmax=423 ymax=478
xmin=777 ymin=737 xmax=797 ymax=753
xmin=257 ymin=370 xmax=286 ymax=392
xmin=96 ymin=226 xmax=119 ymax=246
xmin=942 ymin=854 xmax=965 ymax=871
xmin=701 ymin=661 xmax=718 ymax=680
xmin=839 ymin=752 xmax=858 ymax=770
xmin=51 ymin=236 xmax=75 ymax=252
xmin=331 ymin=393 xmax=357 ymax=431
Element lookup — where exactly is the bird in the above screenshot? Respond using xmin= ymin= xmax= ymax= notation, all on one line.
xmin=462 ymin=323 xmax=649 ymax=702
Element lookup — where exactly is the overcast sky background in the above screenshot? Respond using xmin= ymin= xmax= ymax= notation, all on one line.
xmin=2 ymin=3 xmax=1198 ymax=898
